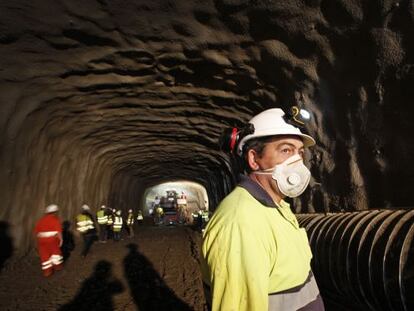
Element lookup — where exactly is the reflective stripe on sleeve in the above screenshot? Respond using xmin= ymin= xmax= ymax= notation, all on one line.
xmin=42 ymin=260 xmax=52 ymax=270
xmin=37 ymin=231 xmax=58 ymax=238
xmin=50 ymin=254 xmax=63 ymax=265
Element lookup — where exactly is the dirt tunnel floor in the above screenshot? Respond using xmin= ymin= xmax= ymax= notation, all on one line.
xmin=0 ymin=225 xmax=208 ymax=311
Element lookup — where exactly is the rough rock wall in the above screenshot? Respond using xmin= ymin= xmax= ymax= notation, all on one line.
xmin=0 ymin=0 xmax=413 ymax=251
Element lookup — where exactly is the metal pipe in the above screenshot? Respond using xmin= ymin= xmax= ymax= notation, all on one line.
xmin=297 ymin=210 xmax=414 ymax=311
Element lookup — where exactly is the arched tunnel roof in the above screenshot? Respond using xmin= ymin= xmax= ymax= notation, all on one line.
xmin=1 ymin=0 xmax=414 ymax=251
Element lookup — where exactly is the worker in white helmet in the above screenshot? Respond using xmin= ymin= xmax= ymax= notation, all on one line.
xmin=33 ymin=204 xmax=64 ymax=277
xmin=201 ymin=108 xmax=324 ymax=311
xmin=113 ymin=210 xmax=123 ymax=241
xmin=105 ymin=206 xmax=114 ymax=240
xmin=96 ymin=205 xmax=108 ymax=243
xmin=76 ymin=204 xmax=97 ymax=257
xmin=126 ymin=209 xmax=135 ymax=238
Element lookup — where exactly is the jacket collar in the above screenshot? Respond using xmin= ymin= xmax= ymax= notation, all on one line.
xmin=238 ymin=175 xmax=279 ymax=208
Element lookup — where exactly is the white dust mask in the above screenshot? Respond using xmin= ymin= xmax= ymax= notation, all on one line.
xmin=253 ymin=154 xmax=311 ymax=198
xmin=272 ymin=154 xmax=311 ymax=197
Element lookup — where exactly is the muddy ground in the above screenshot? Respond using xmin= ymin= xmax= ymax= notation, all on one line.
xmin=0 ymin=225 xmax=207 ymax=311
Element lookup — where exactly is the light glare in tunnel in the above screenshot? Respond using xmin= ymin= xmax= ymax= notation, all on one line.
xmin=143 ymin=181 xmax=208 ymax=216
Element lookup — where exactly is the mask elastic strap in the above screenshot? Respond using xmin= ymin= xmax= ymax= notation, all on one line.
xmin=251 ymin=167 xmax=274 ymax=175
xmin=286 ymin=157 xmax=303 ymax=166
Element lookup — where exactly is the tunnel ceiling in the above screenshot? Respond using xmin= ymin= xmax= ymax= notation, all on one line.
xmin=1 ymin=0 xmax=414 ymax=249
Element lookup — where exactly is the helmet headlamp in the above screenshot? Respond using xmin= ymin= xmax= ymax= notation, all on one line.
xmin=284 ymin=106 xmax=312 ymax=128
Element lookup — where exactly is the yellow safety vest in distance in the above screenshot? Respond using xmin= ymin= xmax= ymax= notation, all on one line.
xmin=97 ymin=210 xmax=108 ymax=225
xmin=107 ymin=215 xmax=113 ymax=225
xmin=127 ymin=214 xmax=134 ymax=225
xmin=76 ymin=214 xmax=94 ymax=233
xmin=113 ymin=216 xmax=123 ymax=232
xmin=137 ymin=212 xmax=143 ymax=220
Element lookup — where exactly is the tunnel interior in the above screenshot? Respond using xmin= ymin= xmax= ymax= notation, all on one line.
xmin=1 ymin=0 xmax=414 ymax=253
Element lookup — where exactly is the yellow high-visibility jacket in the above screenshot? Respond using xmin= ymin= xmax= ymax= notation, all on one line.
xmin=113 ymin=216 xmax=123 ymax=232
xmin=127 ymin=213 xmax=134 ymax=225
xmin=76 ymin=214 xmax=94 ymax=233
xmin=201 ymin=179 xmax=315 ymax=311
xmin=96 ymin=210 xmax=108 ymax=225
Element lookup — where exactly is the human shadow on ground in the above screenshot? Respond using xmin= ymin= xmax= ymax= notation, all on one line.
xmin=0 ymin=221 xmax=13 ymax=272
xmin=61 ymin=220 xmax=75 ymax=262
xmin=123 ymin=243 xmax=193 ymax=311
xmin=59 ymin=260 xmax=124 ymax=311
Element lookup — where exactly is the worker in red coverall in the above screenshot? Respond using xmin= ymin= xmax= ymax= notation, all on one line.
xmin=33 ymin=204 xmax=63 ymax=277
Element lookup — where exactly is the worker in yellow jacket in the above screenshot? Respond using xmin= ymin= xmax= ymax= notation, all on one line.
xmin=113 ymin=210 xmax=123 ymax=241
xmin=201 ymin=108 xmax=324 ymax=311
xmin=126 ymin=209 xmax=135 ymax=238
xmin=96 ymin=205 xmax=108 ymax=243
xmin=76 ymin=204 xmax=96 ymax=258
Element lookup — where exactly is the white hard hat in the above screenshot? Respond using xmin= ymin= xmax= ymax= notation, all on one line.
xmin=45 ymin=204 xmax=58 ymax=213
xmin=128 ymin=209 xmax=132 ymax=213
xmin=112 ymin=208 xmax=116 ymax=213
xmin=82 ymin=204 xmax=90 ymax=211
xmin=101 ymin=205 xmax=106 ymax=209
xmin=237 ymin=108 xmax=315 ymax=155
xmin=116 ymin=210 xmax=121 ymax=216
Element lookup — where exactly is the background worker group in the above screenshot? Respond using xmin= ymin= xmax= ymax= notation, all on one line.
xmin=34 ymin=203 xmax=143 ymax=276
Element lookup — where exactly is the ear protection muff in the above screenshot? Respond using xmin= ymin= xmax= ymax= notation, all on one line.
xmin=219 ymin=123 xmax=255 ymax=154
xmin=219 ymin=127 xmax=238 ymax=153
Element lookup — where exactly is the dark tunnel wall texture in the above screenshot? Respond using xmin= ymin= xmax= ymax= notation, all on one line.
xmin=0 ymin=0 xmax=413 ymax=251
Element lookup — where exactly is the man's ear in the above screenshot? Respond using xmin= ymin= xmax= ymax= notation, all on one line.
xmin=247 ymin=149 xmax=260 ymax=171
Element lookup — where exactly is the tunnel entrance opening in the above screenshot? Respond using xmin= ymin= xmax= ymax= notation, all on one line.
xmin=143 ymin=181 xmax=209 ymax=227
